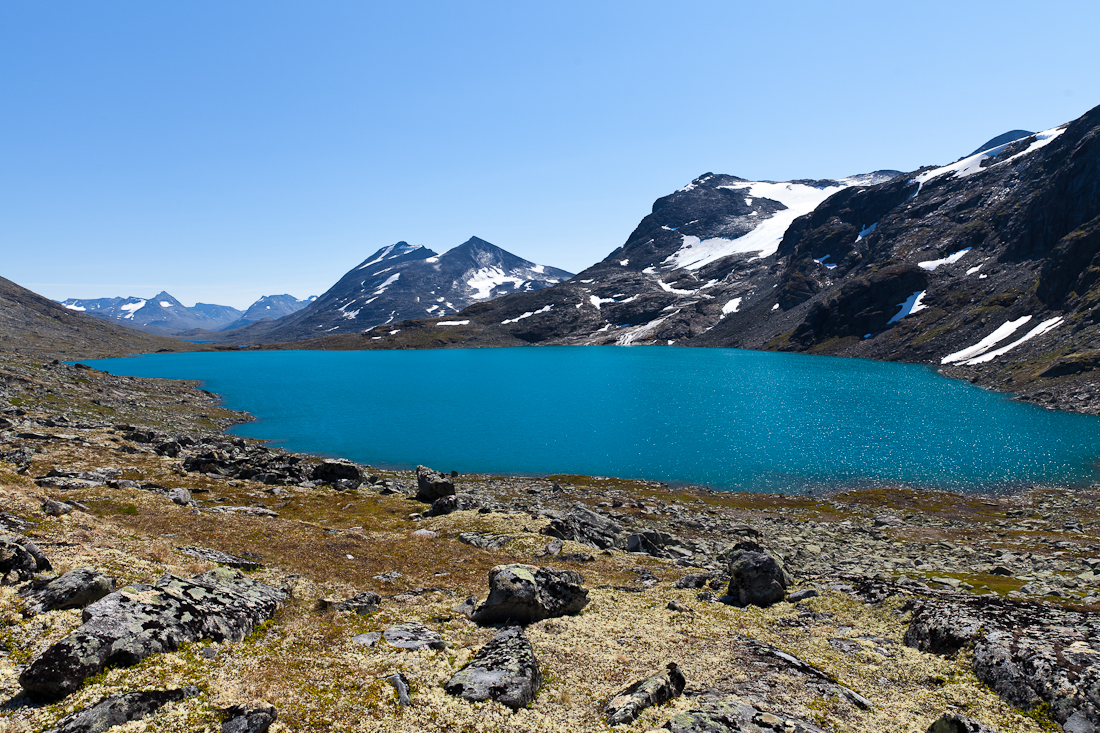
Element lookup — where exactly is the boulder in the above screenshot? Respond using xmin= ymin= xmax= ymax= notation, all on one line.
xmin=541 ymin=506 xmax=623 ymax=549
xmin=926 ymin=711 xmax=1003 ymax=733
xmin=382 ymin=622 xmax=445 ymax=650
xmin=0 ymin=533 xmax=50 ymax=583
xmin=311 ymin=460 xmax=363 ymax=486
xmin=41 ymin=686 xmax=200 ymax=733
xmin=19 ymin=568 xmax=116 ymax=616
xmin=176 ymin=546 xmax=263 ymax=570
xmin=166 ymin=487 xmax=192 ymax=506
xmin=19 ymin=568 xmax=286 ymax=701
xmin=42 ymin=499 xmax=74 ymax=516
xmin=222 ymin=702 xmax=278 ymax=733
xmin=471 ymin=564 xmax=589 ymax=625
xmin=445 ymin=627 xmax=542 ymax=710
xmin=604 ymin=663 xmax=686 ymax=726
xmin=317 ymin=591 xmax=381 ymax=615
xmin=425 ymin=493 xmax=480 ymax=517
xmin=415 ymin=465 xmax=455 ymax=502
xmin=723 ymin=549 xmax=791 ymax=608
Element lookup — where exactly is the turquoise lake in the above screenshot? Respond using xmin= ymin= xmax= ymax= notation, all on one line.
xmin=82 ymin=346 xmax=1100 ymax=494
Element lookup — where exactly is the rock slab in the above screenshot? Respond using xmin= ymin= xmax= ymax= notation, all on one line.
xmin=471 ymin=564 xmax=589 ymax=625
xmin=19 ymin=568 xmax=286 ymax=701
xmin=19 ymin=567 xmax=116 ymax=616
xmin=445 ymin=627 xmax=541 ymax=710
xmin=604 ymin=662 xmax=686 ymax=725
xmin=222 ymin=702 xmax=278 ymax=733
xmin=663 ymin=696 xmax=826 ymax=733
xmin=42 ymin=686 xmax=200 ymax=733
xmin=415 ymin=465 xmax=455 ymax=502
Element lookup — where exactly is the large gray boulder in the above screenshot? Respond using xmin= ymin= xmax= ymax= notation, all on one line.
xmin=471 ymin=564 xmax=589 ymax=625
xmin=723 ymin=548 xmax=791 ymax=608
xmin=42 ymin=686 xmax=200 ymax=733
xmin=663 ymin=696 xmax=826 ymax=732
xmin=445 ymin=627 xmax=541 ymax=710
xmin=383 ymin=622 xmax=445 ymax=650
xmin=604 ymin=663 xmax=686 ymax=726
xmin=311 ymin=460 xmax=363 ymax=486
xmin=19 ymin=568 xmax=286 ymax=701
xmin=425 ymin=493 xmax=480 ymax=517
xmin=19 ymin=568 xmax=116 ymax=616
xmin=541 ymin=506 xmax=623 ymax=549
xmin=0 ymin=533 xmax=51 ymax=583
xmin=415 ymin=465 xmax=455 ymax=502
xmin=221 ymin=702 xmax=278 ymax=733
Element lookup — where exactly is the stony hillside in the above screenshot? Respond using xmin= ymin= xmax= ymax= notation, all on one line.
xmin=319 ymin=104 xmax=1100 ymax=413
xmin=0 ymin=276 xmax=199 ymax=360
xmin=1 ymin=351 xmax=1099 ymax=732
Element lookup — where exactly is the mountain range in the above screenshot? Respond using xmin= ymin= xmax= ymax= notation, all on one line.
xmin=59 ymin=292 xmax=315 ymax=335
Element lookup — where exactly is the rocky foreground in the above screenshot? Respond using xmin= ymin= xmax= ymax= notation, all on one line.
xmin=1 ymin=354 xmax=1099 ymax=732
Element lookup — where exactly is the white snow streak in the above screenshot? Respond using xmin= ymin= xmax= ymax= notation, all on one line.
xmin=501 ymin=304 xmax=553 ymax=324
xmin=64 ymin=304 xmax=86 ymax=311
xmin=590 ymin=295 xmax=615 ymax=309
xmin=941 ymin=317 xmax=1032 ymax=364
xmin=437 ymin=320 xmax=470 ymax=326
xmin=467 ymin=267 xmax=526 ymax=300
xmin=371 ymin=273 xmax=401 ymax=294
xmin=120 ymin=300 xmax=146 ymax=319
xmin=721 ymin=297 xmax=742 ymax=315
xmin=911 ymin=126 xmax=1067 ymax=196
xmin=657 ymin=280 xmax=695 ymax=295
xmin=962 ymin=317 xmax=1063 ymax=365
xmin=887 ymin=291 xmax=928 ymax=324
xmin=919 ymin=247 xmax=972 ymax=271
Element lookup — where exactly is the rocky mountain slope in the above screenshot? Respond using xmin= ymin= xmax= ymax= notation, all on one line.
xmin=0 ymin=276 xmax=197 ymax=359
xmin=215 ymin=294 xmax=316 ymax=332
xmin=227 ymin=237 xmax=572 ymax=343
xmin=333 ymin=104 xmax=1100 ymax=412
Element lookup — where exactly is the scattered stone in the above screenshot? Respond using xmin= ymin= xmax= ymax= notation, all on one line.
xmin=788 ymin=588 xmax=819 ymax=603
xmin=604 ymin=662 xmax=686 ymax=726
xmin=19 ymin=568 xmax=286 ymax=700
xmin=385 ymin=673 xmax=411 ymax=706
xmin=318 ymin=591 xmax=381 ymax=615
xmin=19 ymin=567 xmax=116 ymax=616
xmin=424 ymin=493 xmax=480 ymax=517
xmin=542 ymin=506 xmax=624 ymax=549
xmin=166 ymin=487 xmax=192 ymax=506
xmin=453 ymin=595 xmax=478 ymax=618
xmin=210 ymin=506 xmax=279 ymax=517
xmin=176 ymin=546 xmax=263 ymax=570
xmin=668 ymin=600 xmax=691 ymax=613
xmin=42 ymin=686 xmax=200 ymax=733
xmin=311 ymin=460 xmax=363 ymax=487
xmin=222 ymin=702 xmax=278 ymax=733
xmin=411 ymin=529 xmax=439 ymax=539
xmin=471 ymin=564 xmax=589 ymax=625
xmin=382 ymin=622 xmax=445 ymax=650
xmin=374 ymin=571 xmax=402 ymax=582
xmin=42 ymin=499 xmax=74 ymax=516
xmin=352 ymin=632 xmax=382 ymax=647
xmin=724 ymin=548 xmax=792 ymax=608
xmin=926 ymin=711 xmax=1004 ymax=733
xmin=0 ymin=533 xmax=51 ymax=583
xmin=445 ymin=627 xmax=542 ymax=710
xmin=873 ymin=514 xmax=906 ymax=527
xmin=458 ymin=532 xmax=517 ymax=551
xmin=674 ymin=573 xmax=712 ymax=589
xmin=415 ymin=465 xmax=455 ymax=502
xmin=536 ymin=538 xmax=564 ymax=557
xmin=626 ymin=529 xmax=689 ymax=559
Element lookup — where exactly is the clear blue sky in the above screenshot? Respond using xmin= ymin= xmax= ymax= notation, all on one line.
xmin=3 ymin=1 xmax=1099 ymax=309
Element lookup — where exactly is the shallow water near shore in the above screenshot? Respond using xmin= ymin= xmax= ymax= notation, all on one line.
xmin=82 ymin=346 xmax=1100 ymax=494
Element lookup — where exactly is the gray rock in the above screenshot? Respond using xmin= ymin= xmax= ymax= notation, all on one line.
xmin=322 ymin=591 xmax=381 ymax=615
xmin=604 ymin=662 xmax=686 ymax=725
xmin=19 ymin=568 xmax=286 ymax=700
xmin=536 ymin=538 xmax=564 ymax=558
xmin=425 ymin=493 xmax=479 ymax=517
xmin=19 ymin=568 xmax=116 ymax=616
xmin=471 ymin=564 xmax=589 ymax=625
xmin=542 ymin=506 xmax=623 ymax=550
xmin=176 ymin=546 xmax=262 ymax=570
xmin=445 ymin=627 xmax=541 ymax=710
xmin=788 ymin=588 xmax=819 ymax=603
xmin=310 ymin=460 xmax=363 ymax=486
xmin=166 ymin=488 xmax=192 ymax=506
xmin=411 ymin=529 xmax=439 ymax=539
xmin=926 ymin=711 xmax=1003 ymax=733
xmin=458 ymin=532 xmax=517 ymax=551
xmin=415 ymin=465 xmax=455 ymax=502
xmin=903 ymin=603 xmax=985 ymax=654
xmin=724 ymin=549 xmax=792 ymax=608
xmin=210 ymin=506 xmax=279 ymax=517
xmin=663 ymin=696 xmax=826 ymax=732
xmin=42 ymin=499 xmax=74 ymax=516
xmin=386 ymin=673 xmax=411 ymax=706
xmin=42 ymin=686 xmax=200 ymax=733
xmin=383 ymin=622 xmax=445 ymax=650
xmin=0 ymin=533 xmax=50 ymax=583
xmin=221 ymin=702 xmax=277 ymax=733
xmin=352 ymin=632 xmax=382 ymax=647
xmin=626 ymin=530 xmax=684 ymax=558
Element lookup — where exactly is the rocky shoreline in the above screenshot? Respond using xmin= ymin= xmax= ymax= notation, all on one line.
xmin=1 ymin=352 xmax=1099 ymax=732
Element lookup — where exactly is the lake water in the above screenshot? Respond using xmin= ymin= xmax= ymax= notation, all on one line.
xmin=81 ymin=346 xmax=1100 ymax=494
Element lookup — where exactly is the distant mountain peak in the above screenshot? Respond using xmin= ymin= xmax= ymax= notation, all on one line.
xmin=968 ymin=129 xmax=1034 ymax=158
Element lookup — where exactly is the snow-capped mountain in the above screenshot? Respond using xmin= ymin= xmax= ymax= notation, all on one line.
xmin=218 ymin=294 xmax=316 ymax=331
xmin=60 ymin=291 xmax=242 ymax=333
xmin=356 ymin=103 xmax=1100 ymax=409
xmin=241 ymin=237 xmax=572 ymax=342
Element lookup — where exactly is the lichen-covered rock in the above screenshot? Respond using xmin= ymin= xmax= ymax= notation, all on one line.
xmin=317 ymin=590 xmax=381 ymax=615
xmin=311 ymin=460 xmax=363 ymax=486
xmin=19 ymin=568 xmax=286 ymax=700
xmin=471 ymin=564 xmax=589 ymax=626
xmin=176 ymin=546 xmax=262 ymax=570
xmin=903 ymin=602 xmax=985 ymax=654
xmin=926 ymin=711 xmax=1004 ymax=733
xmin=723 ymin=549 xmax=791 ymax=608
xmin=41 ymin=686 xmax=200 ymax=733
xmin=541 ymin=506 xmax=624 ymax=549
xmin=445 ymin=627 xmax=541 ymax=710
xmin=19 ymin=567 xmax=116 ymax=616
xmin=42 ymin=499 xmax=74 ymax=516
xmin=221 ymin=702 xmax=277 ymax=733
xmin=415 ymin=465 xmax=455 ymax=502
xmin=604 ymin=662 xmax=686 ymax=725
xmin=0 ymin=532 xmax=50 ymax=583
xmin=382 ymin=622 xmax=445 ymax=650
xmin=425 ymin=493 xmax=480 ymax=517
xmin=663 ymin=696 xmax=826 ymax=732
